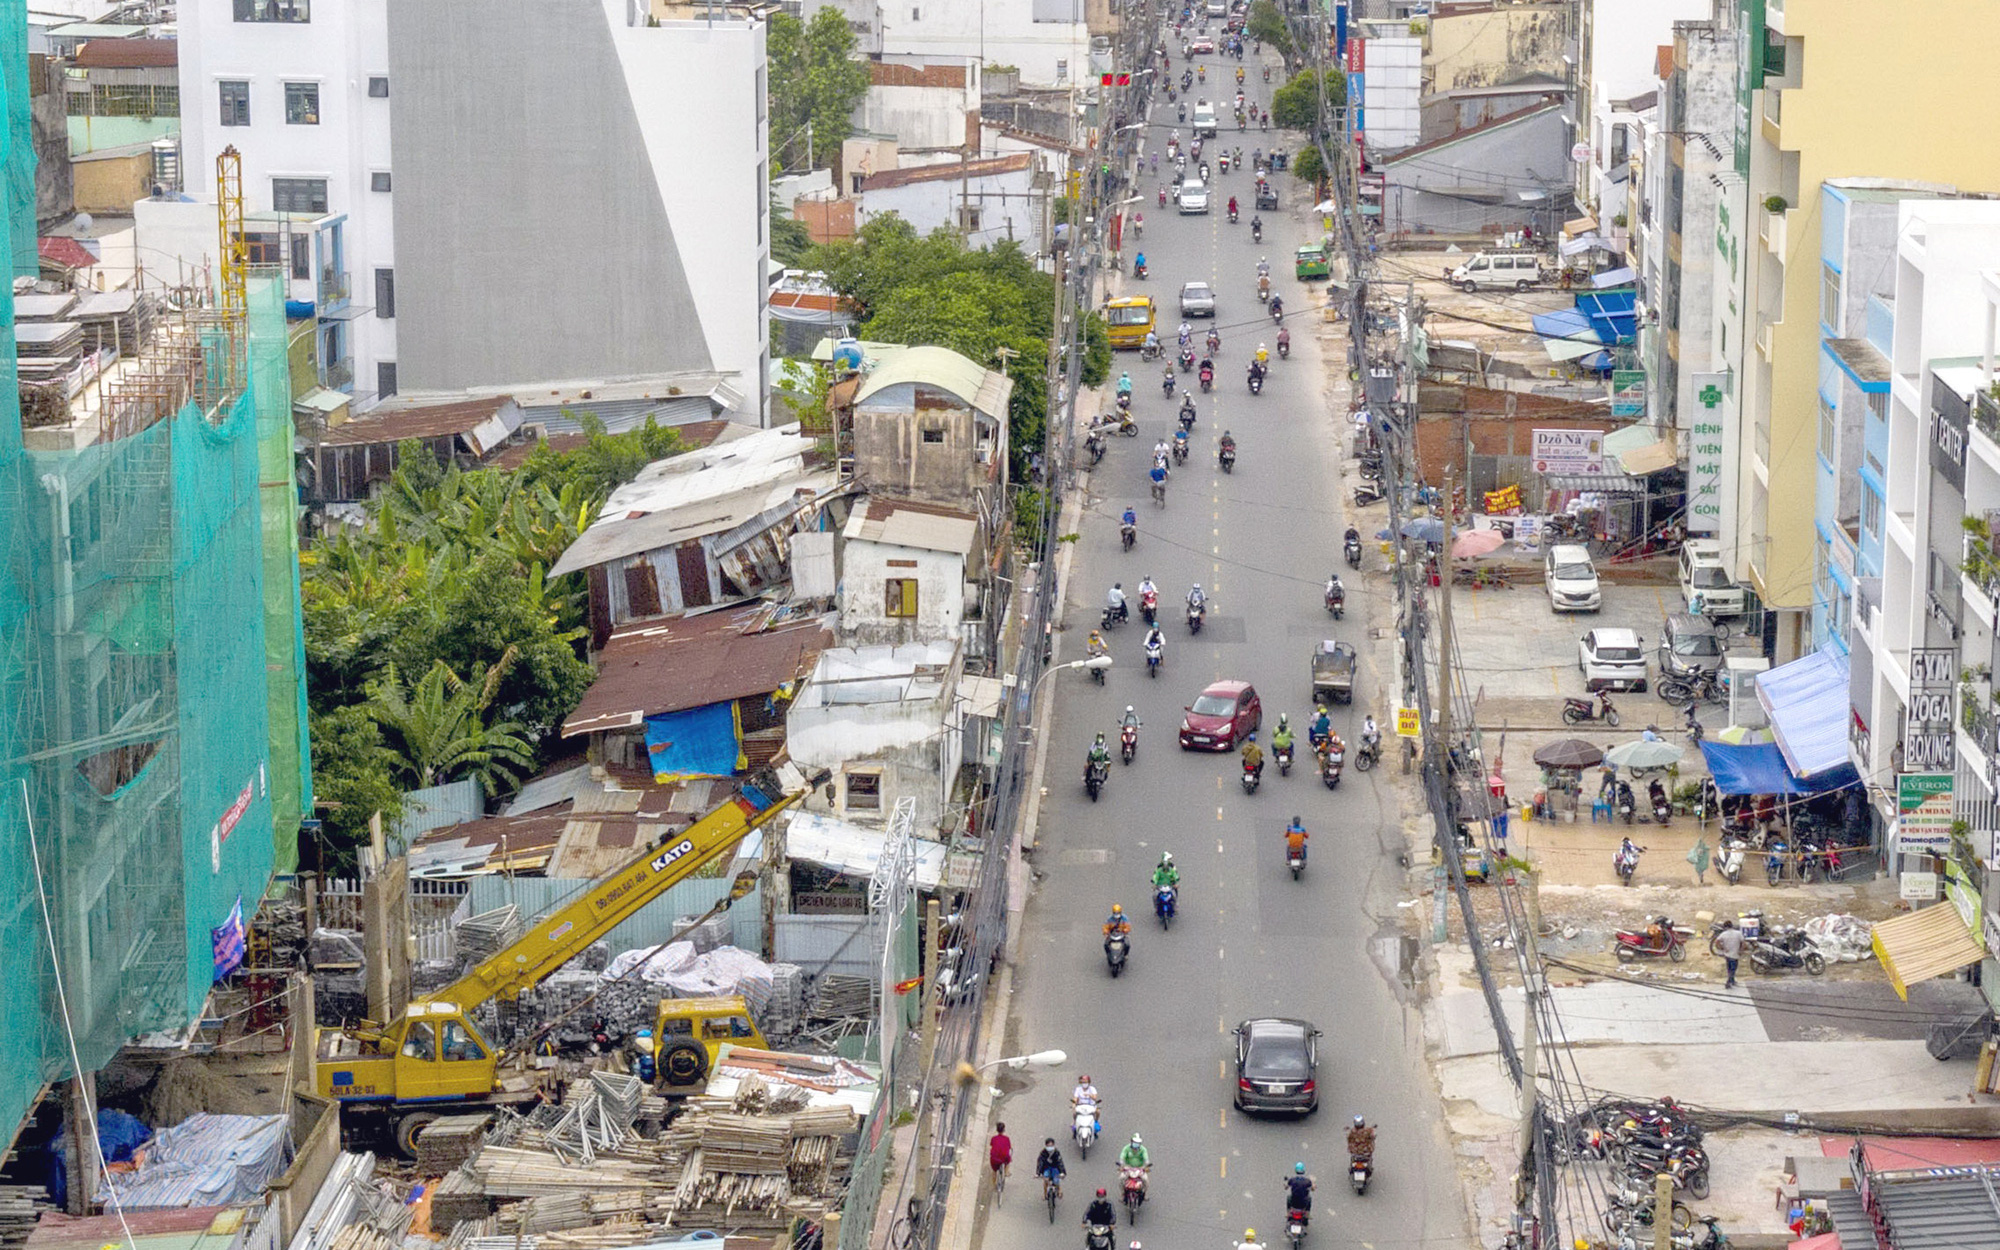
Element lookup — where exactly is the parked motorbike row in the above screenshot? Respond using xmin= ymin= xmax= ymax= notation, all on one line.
xmin=1708 ymin=911 xmax=1829 ymax=976
xmin=1560 ymin=1098 xmax=1726 ymax=1248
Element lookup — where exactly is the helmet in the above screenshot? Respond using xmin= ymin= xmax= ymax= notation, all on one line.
xmin=1095 ymin=732 xmax=1106 ymax=743
xmin=1097 ymin=1188 xmax=1108 ymax=1198
xmin=1293 ymin=816 xmax=1303 ymax=826
xmin=1111 ymin=903 xmax=1124 ymax=914
xmin=1162 ymin=852 xmax=1174 ymax=863
xmin=1131 ymin=1134 xmax=1143 ymax=1145
xmin=1245 ymin=1232 xmax=1256 ymax=1242
xmin=1352 ymin=1115 xmax=1365 ymax=1127
xmin=1126 ymin=705 xmax=1136 ymax=716
xmin=1294 ymin=1162 xmax=1306 ymax=1174
xmin=1278 ymin=713 xmax=1289 ymax=727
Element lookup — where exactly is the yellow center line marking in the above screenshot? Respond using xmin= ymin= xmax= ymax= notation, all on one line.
xmin=1220 ymin=1156 xmax=1228 ymax=1178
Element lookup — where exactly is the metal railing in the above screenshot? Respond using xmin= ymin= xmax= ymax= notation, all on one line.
xmin=1976 ymin=388 xmax=2000 ymax=446
xmin=318 ymin=268 xmax=350 ymax=305
xmin=323 ymin=359 xmax=354 ymax=390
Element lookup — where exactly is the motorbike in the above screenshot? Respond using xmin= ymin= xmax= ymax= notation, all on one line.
xmin=1286 ymin=841 xmax=1306 ymax=880
xmin=1207 ymin=329 xmax=1222 ymax=356
xmin=1613 ymin=917 xmax=1689 ymax=962
xmin=1121 ymin=521 xmax=1136 ymax=551
xmin=1179 ymin=394 xmax=1198 ymax=426
xmin=1764 ymin=838 xmax=1789 ymax=886
xmin=1258 ymin=275 xmax=1272 ymax=303
xmin=1134 ymin=260 xmax=1149 ymax=280
xmin=1116 ymin=392 xmax=1133 ymax=413
xmin=1090 ymin=653 xmax=1108 ymax=685
xmin=1319 ymin=743 xmax=1344 ymax=789
xmin=1748 ymin=926 xmax=1827 ymax=976
xmin=1159 ymin=186 xmax=1168 ymax=207
xmin=1285 ymin=1207 xmax=1309 ymax=1250
xmin=1145 ymin=636 xmax=1162 ymax=677
xmin=1325 ymin=576 xmax=1344 ymax=618
xmin=1343 ymin=534 xmax=1362 ymax=568
xmin=1613 ymin=840 xmax=1645 ymax=885
xmin=1684 ymin=702 xmax=1706 ymax=745
xmin=1649 ymin=781 xmax=1672 ymax=825
xmin=1120 ymin=725 xmax=1139 ymax=765
xmin=1162 ymin=370 xmax=1175 ymax=397
xmin=1091 ymin=410 xmax=1140 ymax=438
xmin=1084 ymin=758 xmax=1108 ymax=802
xmin=1219 ymin=441 xmax=1236 ymax=472
xmin=1228 ymin=205 xmax=1239 ymax=223
xmin=1140 ymin=588 xmax=1158 ymax=625
xmin=1247 ymin=366 xmax=1264 ymax=395
xmin=1139 ymin=340 xmax=1162 ymax=361
xmin=1086 ymin=433 xmax=1106 ymax=466
xmin=1615 ymin=779 xmax=1636 ymax=825
xmin=1154 ymin=884 xmax=1176 ymax=929
xmin=1352 ymin=480 xmax=1384 ymax=508
xmin=1354 ymin=733 xmax=1380 ymax=772
xmin=1561 ymin=689 xmax=1621 ymax=727
xmin=1275 ymin=742 xmax=1294 ymax=775
xmin=1199 ymin=366 xmax=1215 ymax=393
xmin=1101 ymin=600 xmax=1129 ymax=630
xmin=1104 ymin=929 xmax=1129 ymax=977
xmin=1277 ymin=328 xmax=1291 ymax=357
xmin=1658 ymin=668 xmax=1725 ymax=705
xmin=1263 ymin=65 xmax=1272 ymax=82
xmin=1270 ymin=300 xmax=1284 ymax=324
xmin=1188 ymin=600 xmax=1205 ymax=634
xmin=1151 ymin=475 xmax=1167 ymax=506
xmin=1241 ymin=758 xmax=1262 ymax=794
xmin=1252 ymin=220 xmax=1263 ymax=243
xmin=1085 ymin=1224 xmax=1114 ymax=1250
xmin=1349 ymin=1155 xmax=1372 ymax=1195
xmin=1074 ymin=1106 xmax=1101 ymax=1155
xmin=1718 ymin=837 xmax=1746 ymax=885
xmin=1219 ymin=153 xmax=1231 ymax=174
xmin=1172 ymin=432 xmax=1189 ymax=465
xmin=1179 ymin=345 xmax=1196 ymax=372
xmin=1120 ymin=1167 xmax=1147 ymax=1221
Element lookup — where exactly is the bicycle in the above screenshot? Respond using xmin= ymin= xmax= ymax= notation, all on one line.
xmin=889 ymin=1197 xmax=923 ymax=1250
xmin=1043 ymin=1173 xmax=1064 ymax=1223
xmin=991 ymin=1160 xmax=1009 ymax=1205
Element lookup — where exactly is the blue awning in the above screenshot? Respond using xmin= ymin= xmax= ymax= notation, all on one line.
xmin=1757 ymin=645 xmax=1853 ymax=778
xmin=644 ymin=702 xmax=743 ymax=781
xmin=1697 ymin=740 xmax=1860 ymax=796
xmin=1576 ymin=290 xmax=1638 ymax=342
xmin=1532 ymin=307 xmax=1607 ymax=362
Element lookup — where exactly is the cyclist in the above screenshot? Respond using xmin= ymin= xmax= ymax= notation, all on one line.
xmin=989 ymin=1122 xmax=1014 ymax=1190
xmin=1037 ymin=1137 xmax=1068 ymax=1198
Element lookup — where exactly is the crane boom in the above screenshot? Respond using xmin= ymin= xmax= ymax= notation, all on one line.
xmin=421 ymin=771 xmax=801 ymax=1012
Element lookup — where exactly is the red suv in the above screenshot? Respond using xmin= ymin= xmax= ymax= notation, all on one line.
xmin=1179 ymin=680 xmax=1262 ymax=750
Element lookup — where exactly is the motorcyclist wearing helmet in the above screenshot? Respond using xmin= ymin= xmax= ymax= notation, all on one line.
xmin=1151 ymin=852 xmax=1180 ymax=890
xmin=1187 ymin=583 xmax=1206 ymax=611
xmin=1236 ymin=1229 xmax=1263 ymax=1250
xmin=1071 ymin=1074 xmax=1100 ymax=1111
xmin=1347 ymin=1116 xmax=1376 ymax=1161
xmin=1271 ymin=713 xmax=1295 ymax=756
xmin=1240 ymin=731 xmax=1264 ymax=780
xmin=1122 ymin=505 xmax=1138 ymax=532
xmin=1087 ymin=631 xmax=1109 ymax=662
xmin=1084 ymin=1189 xmax=1117 ymax=1229
xmin=1284 ymin=1162 xmax=1315 ymax=1213
xmin=1088 ymin=733 xmax=1112 ymax=768
xmin=1220 ymin=428 xmax=1237 ymax=456
xmin=1256 ymin=256 xmax=1271 ymax=278
xmin=1309 ymin=704 xmax=1332 ymax=748
xmin=1102 ymin=905 xmax=1130 ymax=956
xmin=1117 ymin=371 xmax=1133 ymax=396
xmin=1255 ymin=343 xmax=1269 ymax=365
xmin=1137 ymin=574 xmax=1158 ymax=601
xmin=1118 ymin=1135 xmax=1151 ymax=1170
xmin=1284 ymin=816 xmax=1308 ymax=861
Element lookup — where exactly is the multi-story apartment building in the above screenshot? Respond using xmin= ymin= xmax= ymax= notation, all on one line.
xmin=176 ymin=0 xmax=772 ymax=423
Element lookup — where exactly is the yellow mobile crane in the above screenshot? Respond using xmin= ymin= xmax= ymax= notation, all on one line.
xmin=314 ymin=769 xmax=819 ymax=1151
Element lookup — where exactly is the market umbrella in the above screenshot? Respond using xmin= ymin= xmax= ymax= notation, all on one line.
xmin=1532 ymin=739 xmax=1605 ymax=769
xmin=1400 ymin=516 xmax=1448 ymax=543
xmin=1451 ymin=529 xmax=1507 ymax=559
xmin=1605 ymin=739 xmax=1683 ymax=770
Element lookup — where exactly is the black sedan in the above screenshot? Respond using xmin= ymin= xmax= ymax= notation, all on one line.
xmin=1233 ymin=1017 xmax=1321 ymax=1114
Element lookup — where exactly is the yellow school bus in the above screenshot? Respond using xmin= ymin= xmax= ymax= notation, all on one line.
xmin=1103 ymin=296 xmax=1157 ymax=350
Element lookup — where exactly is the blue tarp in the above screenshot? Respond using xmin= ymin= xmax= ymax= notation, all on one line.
xmin=1575 ymin=289 xmax=1638 ymax=342
xmin=1698 ymin=740 xmax=1861 ymax=796
xmin=1757 ymin=645 xmax=1853 ymax=777
xmin=644 ymin=702 xmax=742 ymax=781
xmin=49 ymin=1108 xmax=151 ymax=1208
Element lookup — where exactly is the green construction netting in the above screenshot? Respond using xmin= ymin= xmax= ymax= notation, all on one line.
xmin=0 ymin=265 xmax=307 ymax=1144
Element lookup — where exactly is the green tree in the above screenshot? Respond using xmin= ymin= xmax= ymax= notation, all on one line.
xmin=771 ymin=198 xmax=815 ymax=266
xmin=1291 ymin=143 xmax=1327 ymax=186
xmin=307 ymin=704 xmax=405 ymax=872
xmin=1271 ymin=68 xmax=1346 ymax=133
xmin=767 ymin=8 xmax=871 ymax=171
xmin=1246 ymin=1 xmax=1292 ymax=55
xmin=368 ymin=652 xmax=538 ymax=797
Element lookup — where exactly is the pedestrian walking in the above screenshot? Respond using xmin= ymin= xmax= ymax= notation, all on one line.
xmin=1687 ymin=836 xmax=1711 ymax=887
xmin=1713 ymin=920 xmax=1744 ymax=989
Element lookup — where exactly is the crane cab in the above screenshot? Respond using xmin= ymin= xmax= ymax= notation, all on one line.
xmin=654 ymin=996 xmax=769 ymax=1090
xmin=316 ymin=1001 xmax=499 ymax=1104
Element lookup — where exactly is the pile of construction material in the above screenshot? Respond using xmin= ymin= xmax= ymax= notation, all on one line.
xmin=430 ymin=1060 xmax=864 ymax=1245
xmin=286 ymin=1152 xmax=411 ymax=1250
xmin=0 ymin=1186 xmax=55 ymax=1250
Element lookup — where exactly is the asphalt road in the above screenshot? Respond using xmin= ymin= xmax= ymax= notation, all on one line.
xmin=973 ymin=39 xmax=1472 ymax=1250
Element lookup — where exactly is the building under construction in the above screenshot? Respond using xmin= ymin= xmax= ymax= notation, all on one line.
xmin=0 ymin=13 xmax=312 ymax=1151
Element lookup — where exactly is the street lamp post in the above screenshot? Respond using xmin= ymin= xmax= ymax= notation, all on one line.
xmin=1025 ymin=656 xmax=1112 ymax=731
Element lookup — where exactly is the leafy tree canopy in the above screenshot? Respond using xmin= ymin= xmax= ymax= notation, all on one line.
xmin=768 ymin=9 xmax=871 ymax=172
xmin=1271 ymin=68 xmax=1346 ymax=133
xmin=1245 ymin=1 xmax=1292 ymax=55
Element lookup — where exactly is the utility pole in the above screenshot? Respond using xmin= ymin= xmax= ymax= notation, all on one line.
xmin=912 ymin=897 xmax=943 ymax=1179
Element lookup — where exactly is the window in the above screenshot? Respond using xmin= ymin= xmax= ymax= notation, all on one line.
xmin=374 ymin=268 xmax=395 ymax=319
xmin=400 ymin=1021 xmax=437 ymax=1060
xmin=284 ymin=81 xmax=319 ymax=124
xmin=921 ymin=427 xmax=946 ymax=443
xmin=219 ymin=80 xmax=249 ymax=126
xmin=290 ymin=236 xmax=310 ymax=280
xmin=1820 ymin=263 xmax=1843 ymax=332
xmin=844 ymin=769 xmax=882 ymax=811
xmin=272 ymin=178 xmax=327 ymax=213
xmin=885 ymin=577 xmax=919 ymax=617
xmin=367 ymin=76 xmax=389 ymax=98
xmin=234 ymin=0 xmax=309 ymax=20
xmin=377 ymin=362 xmax=398 ymax=398
xmin=1867 ymin=392 xmax=1888 ymax=421
xmin=440 ymin=1021 xmax=485 ymax=1061
xmin=370 ymin=171 xmax=392 ymax=193
xmin=1862 ymin=485 xmax=1882 ymax=537
xmin=755 ymin=66 xmax=766 ymax=123
xmin=957 ymin=205 xmax=982 ymax=231
xmin=1817 ymin=394 xmax=1836 ymax=463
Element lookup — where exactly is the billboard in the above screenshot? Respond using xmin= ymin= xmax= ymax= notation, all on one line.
xmin=1531 ymin=428 xmax=1606 ymax=475
xmin=1897 ymin=773 xmax=1955 ymax=850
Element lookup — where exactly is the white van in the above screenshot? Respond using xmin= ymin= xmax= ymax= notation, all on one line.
xmin=1679 ymin=538 xmax=1746 ymax=617
xmin=1448 ymin=251 xmax=1545 ymax=293
xmin=1192 ymin=102 xmax=1218 ymax=138
xmin=1545 ymin=543 xmax=1601 ymax=612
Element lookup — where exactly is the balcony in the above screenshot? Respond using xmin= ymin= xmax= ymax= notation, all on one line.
xmin=1961 ymin=682 xmax=1998 ymax=781
xmin=322 ymin=358 xmax=354 ymax=391
xmin=1967 ymin=527 xmax=2000 ymax=630
xmin=1761 ymin=204 xmax=1788 ymax=258
xmin=318 ymin=267 xmax=350 ymax=308
xmin=1976 ymin=388 xmax=2000 ymax=460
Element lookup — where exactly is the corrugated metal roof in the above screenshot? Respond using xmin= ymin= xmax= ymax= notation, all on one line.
xmin=784 ymin=811 xmax=947 ymax=888
xmin=844 ymin=497 xmax=978 ymax=555
xmin=73 ymin=37 xmax=177 ymax=67
xmin=549 ymin=472 xmax=837 ymax=577
xmin=561 ymin=606 xmax=833 ymax=736
xmin=853 ymin=345 xmax=1014 ymax=419
xmin=1875 ymin=1171 xmax=2000 ymax=1248
xmin=317 ymin=396 xmax=520 ymax=449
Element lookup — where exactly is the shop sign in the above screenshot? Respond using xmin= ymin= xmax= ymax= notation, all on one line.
xmin=1897 ymin=773 xmax=1955 ymax=849
xmin=1483 ymin=484 xmax=1523 ymax=514
xmin=1899 ymin=871 xmax=1939 ymax=902
xmin=1395 ymin=706 xmax=1421 ymax=737
xmin=1610 ymin=370 xmax=1646 ymax=418
xmin=793 ymin=889 xmax=869 ymax=915
xmin=1686 ymin=373 xmax=1728 ymax=535
xmin=1531 ymin=429 xmax=1606 ymax=475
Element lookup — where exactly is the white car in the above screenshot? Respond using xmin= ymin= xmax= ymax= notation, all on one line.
xmin=1578 ymin=627 xmax=1648 ymax=693
xmin=1192 ymin=103 xmax=1218 ymax=138
xmin=1545 ymin=543 xmax=1601 ymax=613
xmin=1180 ymin=179 xmax=1211 ymax=214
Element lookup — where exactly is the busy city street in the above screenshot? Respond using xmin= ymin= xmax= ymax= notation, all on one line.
xmin=973 ymin=31 xmax=1470 ymax=1250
